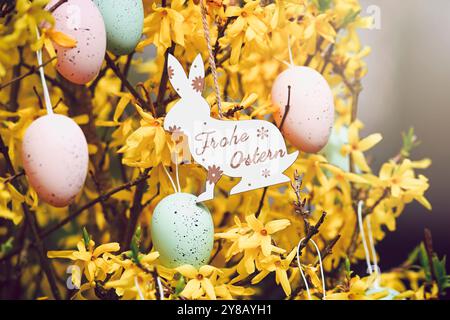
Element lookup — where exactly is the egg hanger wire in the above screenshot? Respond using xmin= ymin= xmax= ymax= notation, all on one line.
xmin=273 ymin=36 xmax=296 ymax=68
xmin=287 ymin=35 xmax=295 ymax=67
xmin=365 ymin=205 xmax=381 ymax=288
xmin=134 ymin=276 xmax=145 ymax=300
xmin=134 ymin=274 xmax=165 ymax=300
xmin=357 ymin=200 xmax=374 ymax=274
xmin=156 ymin=275 xmax=164 ymax=299
xmin=297 ymin=237 xmax=327 ymax=300
xmin=35 ymin=27 xmax=54 ymax=116
xmin=357 ymin=200 xmax=383 ymax=289
xmin=162 ymin=165 xmax=178 ymax=193
xmin=175 ymin=157 xmax=181 ymax=192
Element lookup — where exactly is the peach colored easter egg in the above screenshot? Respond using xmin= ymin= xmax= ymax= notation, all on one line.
xmin=22 ymin=114 xmax=89 ymax=207
xmin=272 ymin=66 xmax=335 ymax=153
xmin=47 ymin=0 xmax=106 ymax=84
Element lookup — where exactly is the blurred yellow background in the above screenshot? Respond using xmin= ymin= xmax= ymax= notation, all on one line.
xmin=358 ymin=0 xmax=450 ymax=266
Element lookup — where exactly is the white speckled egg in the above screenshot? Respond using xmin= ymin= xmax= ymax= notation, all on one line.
xmin=93 ymin=0 xmax=144 ymax=56
xmin=22 ymin=114 xmax=89 ymax=207
xmin=47 ymin=0 xmax=106 ymax=84
xmin=272 ymin=66 xmax=335 ymax=153
xmin=151 ymin=193 xmax=214 ymax=268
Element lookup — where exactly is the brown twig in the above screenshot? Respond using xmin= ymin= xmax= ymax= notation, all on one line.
xmin=89 ymin=170 xmax=110 ymax=223
xmin=291 ymin=170 xmax=310 ymax=219
xmin=209 ymin=239 xmax=223 ymax=264
xmin=254 ymin=187 xmax=268 ymax=218
xmin=213 ymin=18 xmax=233 ymax=58
xmin=136 ymin=82 xmax=157 ymax=116
xmin=363 ymin=189 xmax=389 ymax=218
xmin=20 ymin=62 xmax=76 ymax=102
xmin=104 ymin=53 xmax=151 ymax=111
xmin=40 ymin=169 xmax=152 ymax=239
xmin=424 ymin=228 xmax=438 ymax=291
xmin=89 ymin=66 xmax=109 ymax=95
xmin=32 ymin=86 xmax=45 ymax=110
xmin=0 ymin=57 xmax=56 ymax=91
xmin=255 ymin=85 xmax=292 ymax=218
xmin=223 ymin=105 xmax=244 ymax=118
xmin=156 ymin=44 xmax=175 ymax=117
xmin=279 ymin=85 xmax=291 ymax=131
xmin=122 ymin=167 xmax=151 ymax=250
xmin=3 ymin=170 xmax=25 ymax=184
xmin=318 ymin=235 xmax=341 ymax=264
xmin=297 ymin=212 xmax=327 ymax=258
xmin=0 ymin=1 xmax=15 ymax=19
xmin=48 ymin=0 xmax=68 ymax=13
xmin=120 ymin=52 xmax=135 ymax=92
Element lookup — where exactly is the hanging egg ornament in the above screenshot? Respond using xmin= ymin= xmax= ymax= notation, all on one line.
xmin=151 ymin=193 xmax=214 ymax=268
xmin=92 ymin=0 xmax=144 ymax=56
xmin=322 ymin=126 xmax=350 ymax=171
xmin=22 ymin=114 xmax=89 ymax=207
xmin=272 ymin=66 xmax=335 ymax=153
xmin=46 ymin=0 xmax=106 ymax=84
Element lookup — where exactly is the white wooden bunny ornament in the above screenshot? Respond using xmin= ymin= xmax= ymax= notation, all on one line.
xmin=164 ymin=54 xmax=299 ymax=203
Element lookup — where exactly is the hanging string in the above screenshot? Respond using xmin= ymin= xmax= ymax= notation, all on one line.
xmin=134 ymin=276 xmax=145 ymax=300
xmin=366 ymin=214 xmax=381 ymax=288
xmin=162 ymin=165 xmax=178 ymax=193
xmin=357 ymin=200 xmax=373 ymax=274
xmin=35 ymin=27 xmax=54 ymax=115
xmin=199 ymin=0 xmax=223 ymax=118
xmin=287 ymin=35 xmax=295 ymax=67
xmin=297 ymin=238 xmax=327 ymax=300
xmin=156 ymin=276 xmax=164 ymax=300
xmin=366 ymin=215 xmax=379 ymax=272
xmin=175 ymin=156 xmax=181 ymax=193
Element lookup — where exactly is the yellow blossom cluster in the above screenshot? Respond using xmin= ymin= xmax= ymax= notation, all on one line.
xmin=0 ymin=0 xmax=437 ymax=300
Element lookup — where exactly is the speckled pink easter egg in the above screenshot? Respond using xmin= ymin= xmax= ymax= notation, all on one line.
xmin=272 ymin=66 xmax=335 ymax=153
xmin=46 ymin=0 xmax=106 ymax=84
xmin=22 ymin=114 xmax=89 ymax=207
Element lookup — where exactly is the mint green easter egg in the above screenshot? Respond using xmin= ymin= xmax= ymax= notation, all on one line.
xmin=322 ymin=126 xmax=361 ymax=174
xmin=151 ymin=193 xmax=214 ymax=268
xmin=93 ymin=0 xmax=144 ymax=56
xmin=322 ymin=126 xmax=350 ymax=171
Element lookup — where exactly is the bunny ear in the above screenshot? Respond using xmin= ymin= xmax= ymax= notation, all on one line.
xmin=188 ymin=54 xmax=205 ymax=94
xmin=167 ymin=53 xmax=191 ymax=98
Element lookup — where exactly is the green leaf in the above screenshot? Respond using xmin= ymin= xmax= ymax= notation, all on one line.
xmin=341 ymin=10 xmax=361 ymax=28
xmin=415 ymin=242 xmax=449 ymax=295
xmin=0 ymin=237 xmax=13 ymax=254
xmin=130 ymin=225 xmax=142 ymax=263
xmin=313 ymin=0 xmax=332 ymax=12
xmin=405 ymin=245 xmax=421 ymax=265
xmin=418 ymin=243 xmax=432 ymax=282
xmin=432 ymin=255 xmax=449 ymax=293
xmin=401 ymin=127 xmax=420 ymax=158
xmin=82 ymin=227 xmax=90 ymax=249
xmin=344 ymin=257 xmax=353 ymax=277
xmin=174 ymin=275 xmax=186 ymax=297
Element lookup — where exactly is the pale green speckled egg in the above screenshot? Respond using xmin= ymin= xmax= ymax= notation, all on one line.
xmin=93 ymin=0 xmax=144 ymax=56
xmin=322 ymin=126 xmax=350 ymax=172
xmin=151 ymin=193 xmax=214 ymax=268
